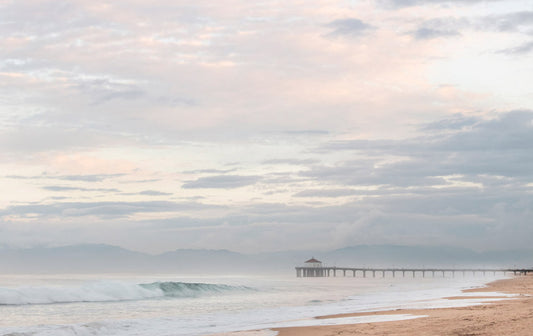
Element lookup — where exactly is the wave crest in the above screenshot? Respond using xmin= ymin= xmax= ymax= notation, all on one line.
xmin=141 ymin=281 xmax=251 ymax=297
xmin=0 ymin=281 xmax=252 ymax=306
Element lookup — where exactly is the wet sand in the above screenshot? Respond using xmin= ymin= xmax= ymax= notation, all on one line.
xmin=274 ymin=274 xmax=533 ymax=336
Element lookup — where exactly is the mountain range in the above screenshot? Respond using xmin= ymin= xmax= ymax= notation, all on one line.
xmin=1 ymin=244 xmax=531 ymax=274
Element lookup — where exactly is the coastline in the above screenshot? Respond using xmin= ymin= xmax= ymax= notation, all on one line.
xmin=272 ymin=274 xmax=533 ymax=336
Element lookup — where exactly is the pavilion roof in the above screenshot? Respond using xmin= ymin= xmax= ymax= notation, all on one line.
xmin=304 ymin=257 xmax=321 ymax=263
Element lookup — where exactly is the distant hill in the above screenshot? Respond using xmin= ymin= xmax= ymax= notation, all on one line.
xmin=0 ymin=244 xmax=531 ymax=274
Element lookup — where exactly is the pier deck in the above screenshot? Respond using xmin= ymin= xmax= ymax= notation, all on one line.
xmin=295 ymin=266 xmax=533 ymax=278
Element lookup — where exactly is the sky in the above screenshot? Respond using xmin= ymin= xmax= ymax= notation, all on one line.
xmin=0 ymin=0 xmax=532 ymax=254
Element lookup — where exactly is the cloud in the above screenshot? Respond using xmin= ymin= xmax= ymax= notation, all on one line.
xmin=407 ymin=17 xmax=468 ymax=40
xmin=419 ymin=114 xmax=479 ymax=131
xmin=139 ymin=190 xmax=173 ymax=196
xmin=432 ymin=110 xmax=533 ymax=152
xmin=497 ymin=41 xmax=533 ymax=55
xmin=190 ymin=196 xmax=529 ymax=251
xmin=155 ymin=95 xmax=197 ymax=107
xmin=182 ymin=168 xmax=237 ymax=174
xmin=6 ymin=173 xmax=125 ymax=182
xmin=325 ymin=18 xmax=374 ymax=37
xmin=282 ymin=130 xmax=330 ymax=136
xmin=379 ymin=0 xmax=502 ymax=8
xmin=262 ymin=158 xmax=319 ymax=165
xmin=0 ymin=1 xmax=106 ymax=35
xmin=4 ymin=187 xmax=531 ymax=253
xmin=485 ymin=11 xmax=533 ymax=32
xmin=312 ymin=110 xmax=533 ymax=187
xmin=73 ymin=76 xmax=145 ymax=106
xmin=0 ymin=127 xmax=125 ymax=154
xmin=402 ymin=11 xmax=533 ymax=43
xmin=410 ymin=27 xmax=460 ymax=40
xmin=182 ymin=175 xmax=261 ymax=189
xmin=0 ymin=201 xmax=221 ymax=219
xmin=42 ymin=186 xmax=120 ymax=193
xmin=0 ymin=1 xmax=532 ymax=253
xmin=294 ymin=189 xmax=362 ymax=198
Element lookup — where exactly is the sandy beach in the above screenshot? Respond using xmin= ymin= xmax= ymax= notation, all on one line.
xmin=274 ymin=274 xmax=533 ymax=336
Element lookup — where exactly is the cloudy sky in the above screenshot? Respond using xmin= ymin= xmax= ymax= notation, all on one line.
xmin=1 ymin=0 xmax=532 ymax=254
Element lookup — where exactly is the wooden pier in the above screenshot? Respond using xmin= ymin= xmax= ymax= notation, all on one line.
xmin=296 ymin=266 xmax=533 ymax=278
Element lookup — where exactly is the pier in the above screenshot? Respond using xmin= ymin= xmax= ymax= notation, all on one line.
xmin=296 ymin=266 xmax=533 ymax=278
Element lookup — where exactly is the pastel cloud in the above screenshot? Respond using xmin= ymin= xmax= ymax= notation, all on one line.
xmin=182 ymin=175 xmax=261 ymax=189
xmin=325 ymin=18 xmax=374 ymax=37
xmin=0 ymin=0 xmax=531 ymax=253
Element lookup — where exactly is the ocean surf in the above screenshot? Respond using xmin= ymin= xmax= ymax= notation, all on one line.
xmin=0 ymin=274 xmax=509 ymax=336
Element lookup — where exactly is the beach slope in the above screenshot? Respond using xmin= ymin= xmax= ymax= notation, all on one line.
xmin=274 ymin=275 xmax=533 ymax=336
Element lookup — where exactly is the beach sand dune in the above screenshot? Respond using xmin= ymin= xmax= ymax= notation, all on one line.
xmin=274 ymin=275 xmax=533 ymax=336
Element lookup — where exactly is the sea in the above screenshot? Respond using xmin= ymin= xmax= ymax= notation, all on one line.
xmin=0 ymin=272 xmax=513 ymax=336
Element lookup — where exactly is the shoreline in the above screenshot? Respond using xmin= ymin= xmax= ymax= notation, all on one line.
xmin=272 ymin=274 xmax=533 ymax=336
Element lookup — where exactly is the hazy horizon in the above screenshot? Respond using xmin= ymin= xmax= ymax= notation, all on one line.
xmin=1 ymin=0 xmax=532 ymax=255
xmin=1 ymin=243 xmax=531 ymax=275
xmin=3 ymin=241 xmax=533 ymax=255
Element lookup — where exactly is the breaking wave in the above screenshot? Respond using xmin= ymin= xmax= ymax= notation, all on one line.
xmin=0 ymin=281 xmax=253 ymax=306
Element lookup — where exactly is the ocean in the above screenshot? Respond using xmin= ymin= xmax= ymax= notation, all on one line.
xmin=0 ymin=273 xmax=511 ymax=336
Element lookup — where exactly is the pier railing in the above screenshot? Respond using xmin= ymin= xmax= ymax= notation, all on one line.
xmin=295 ymin=266 xmax=533 ymax=278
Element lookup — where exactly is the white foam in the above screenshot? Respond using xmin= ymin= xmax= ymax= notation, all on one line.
xmin=0 ymin=312 xmax=428 ymax=336
xmin=281 ymin=314 xmax=426 ymax=327
xmin=453 ymin=291 xmax=518 ymax=298
xmin=0 ymin=274 xmax=510 ymax=336
xmin=208 ymin=314 xmax=428 ymax=336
